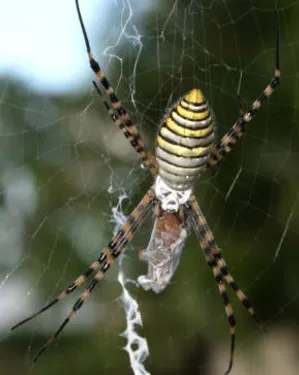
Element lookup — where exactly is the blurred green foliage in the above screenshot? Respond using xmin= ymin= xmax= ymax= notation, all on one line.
xmin=2 ymin=1 xmax=299 ymax=375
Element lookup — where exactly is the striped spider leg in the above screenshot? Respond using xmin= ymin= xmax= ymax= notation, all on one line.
xmin=11 ymin=1 xmax=280 ymax=373
xmin=11 ymin=189 xmax=156 ymax=362
xmin=75 ymin=0 xmax=157 ymax=177
xmin=207 ymin=11 xmax=280 ymax=168
xmin=186 ymin=196 xmax=263 ymax=375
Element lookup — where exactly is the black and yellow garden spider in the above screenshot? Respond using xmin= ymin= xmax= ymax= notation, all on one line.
xmin=11 ymin=1 xmax=280 ymax=374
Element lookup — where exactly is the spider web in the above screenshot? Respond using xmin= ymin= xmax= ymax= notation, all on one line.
xmin=1 ymin=0 xmax=299 ymax=374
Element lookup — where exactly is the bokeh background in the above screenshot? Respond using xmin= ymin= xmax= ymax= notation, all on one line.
xmin=1 ymin=0 xmax=299 ymax=374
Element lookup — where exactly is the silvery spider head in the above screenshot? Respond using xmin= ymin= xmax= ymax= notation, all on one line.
xmin=154 ymin=176 xmax=192 ymax=212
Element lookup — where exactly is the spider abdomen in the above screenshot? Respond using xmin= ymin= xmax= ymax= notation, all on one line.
xmin=156 ymin=89 xmax=214 ymax=190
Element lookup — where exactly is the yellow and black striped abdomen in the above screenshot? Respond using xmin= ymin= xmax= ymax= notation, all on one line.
xmin=156 ymin=89 xmax=214 ymax=190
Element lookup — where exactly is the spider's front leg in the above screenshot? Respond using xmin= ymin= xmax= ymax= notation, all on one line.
xmin=11 ymin=188 xmax=156 ymax=362
xmin=187 ymin=196 xmax=263 ymax=375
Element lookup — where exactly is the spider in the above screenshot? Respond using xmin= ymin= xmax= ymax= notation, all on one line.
xmin=11 ymin=1 xmax=280 ymax=374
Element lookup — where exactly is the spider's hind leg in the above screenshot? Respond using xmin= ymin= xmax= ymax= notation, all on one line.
xmin=75 ymin=0 xmax=157 ymax=176
xmin=207 ymin=10 xmax=280 ymax=168
xmin=92 ymin=81 xmax=157 ymax=174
